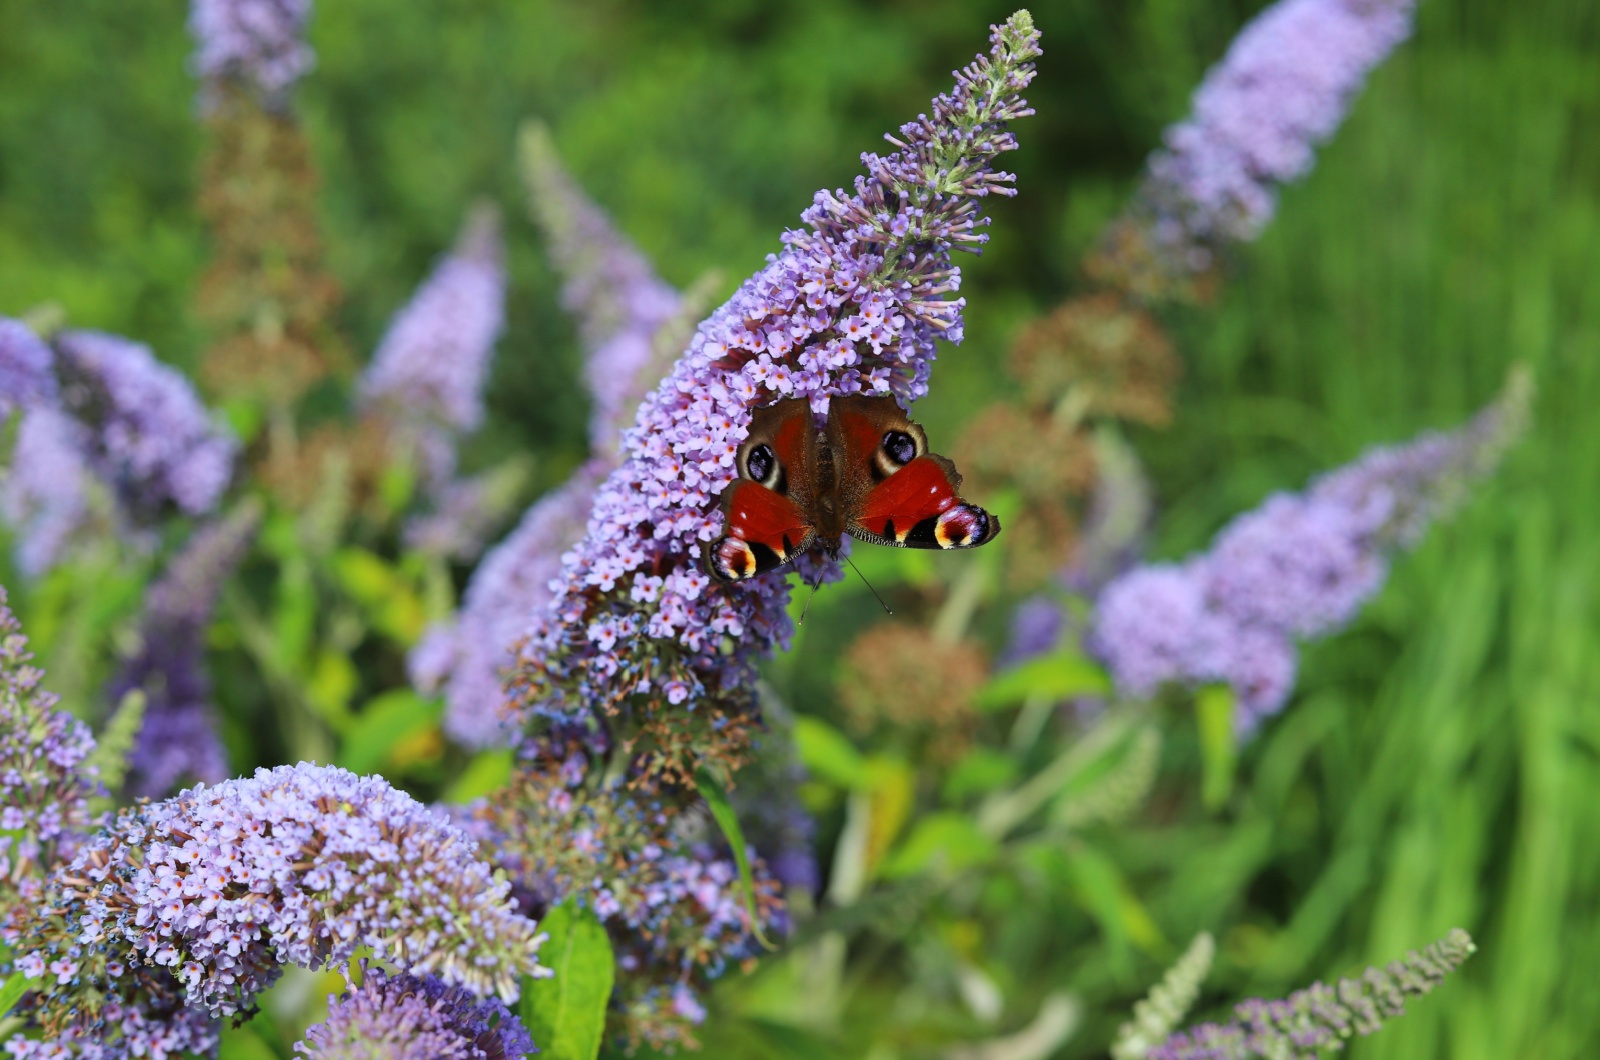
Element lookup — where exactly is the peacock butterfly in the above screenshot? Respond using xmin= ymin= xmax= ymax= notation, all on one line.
xmin=705 ymin=395 xmax=1001 ymax=582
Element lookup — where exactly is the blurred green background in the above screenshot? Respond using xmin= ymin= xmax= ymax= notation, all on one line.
xmin=2 ymin=1 xmax=1597 ymax=1057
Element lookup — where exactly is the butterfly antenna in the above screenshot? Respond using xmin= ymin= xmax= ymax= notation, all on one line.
xmin=845 ymin=555 xmax=893 ymax=616
xmin=797 ymin=572 xmax=823 ymax=627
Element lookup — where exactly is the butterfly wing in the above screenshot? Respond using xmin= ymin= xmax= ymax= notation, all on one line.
xmin=827 ymin=394 xmax=1001 ymax=551
xmin=706 ymin=399 xmax=821 ymax=582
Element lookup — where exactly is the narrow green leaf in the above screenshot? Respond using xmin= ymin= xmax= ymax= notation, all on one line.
xmin=0 ymin=969 xmax=38 ymax=1019
xmin=696 ymin=766 xmax=776 ymax=950
xmin=1195 ymin=684 xmax=1237 ymax=811
xmin=521 ymin=899 xmax=616 ymax=1060
xmin=976 ymin=650 xmax=1111 ymax=710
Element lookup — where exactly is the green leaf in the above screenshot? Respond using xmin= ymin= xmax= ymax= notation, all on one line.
xmin=0 ymin=968 xmax=38 ymax=1019
xmin=331 ymin=547 xmax=428 ymax=645
xmin=521 ymin=899 xmax=616 ymax=1060
xmin=941 ymin=747 xmax=1020 ymax=804
xmin=1195 ymin=684 xmax=1237 ymax=811
xmin=216 ymin=1025 xmax=280 ymax=1060
xmin=696 ymin=765 xmax=776 ymax=950
xmin=976 ymin=650 xmax=1111 ymax=711
xmin=879 ymin=812 xmax=999 ymax=878
xmin=793 ymin=715 xmax=867 ymax=790
xmin=338 ymin=689 xmax=442 ymax=774
xmin=443 ymin=748 xmax=515 ymax=803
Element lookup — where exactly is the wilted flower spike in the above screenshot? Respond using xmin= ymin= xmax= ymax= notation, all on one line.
xmin=190 ymin=0 xmax=315 ymax=104
xmin=297 ymin=966 xmax=537 ymax=1060
xmin=13 ymin=762 xmax=547 ymax=1042
xmin=53 ymin=329 xmax=237 ymax=519
xmin=1092 ymin=377 xmax=1529 ymax=727
xmin=360 ymin=205 xmax=507 ymax=476
xmin=515 ymin=13 xmax=1041 ymax=780
xmin=115 ymin=501 xmax=263 ymax=797
xmin=1147 ymin=929 xmax=1476 ymax=1060
xmin=0 ymin=316 xmax=57 ymax=418
xmin=521 ymin=122 xmax=685 ymax=452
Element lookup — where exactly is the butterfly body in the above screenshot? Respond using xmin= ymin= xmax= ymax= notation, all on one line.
xmin=706 ymin=396 xmax=1000 ymax=582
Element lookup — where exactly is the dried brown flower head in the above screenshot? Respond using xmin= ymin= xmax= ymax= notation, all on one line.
xmin=1010 ymin=292 xmax=1180 ymax=427
xmin=195 ymin=86 xmax=346 ymax=408
xmin=838 ymin=622 xmax=987 ymax=761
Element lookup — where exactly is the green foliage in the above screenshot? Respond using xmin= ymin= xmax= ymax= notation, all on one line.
xmin=0 ymin=1 xmax=1595 ymax=1056
xmin=523 ymin=899 xmax=616 ymax=1060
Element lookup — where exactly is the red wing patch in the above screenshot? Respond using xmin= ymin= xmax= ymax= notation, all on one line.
xmin=722 ymin=480 xmax=813 ymax=554
xmin=853 ymin=456 xmax=960 ymax=540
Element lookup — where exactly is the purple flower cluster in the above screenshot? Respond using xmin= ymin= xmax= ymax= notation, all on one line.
xmin=0 ymin=317 xmax=57 ymax=418
xmin=413 ymin=463 xmax=604 ymax=749
xmin=53 ymin=330 xmax=236 ymax=520
xmin=15 ymin=762 xmax=547 ymax=1039
xmin=359 ymin=207 xmax=506 ymax=485
xmin=1148 ymin=928 xmax=1475 ymax=1060
xmin=1141 ymin=0 xmax=1416 ymax=263
xmin=189 ymin=0 xmax=315 ymax=103
xmin=296 ymin=966 xmax=536 ymax=1060
xmin=0 ymin=586 xmax=101 ymax=878
xmin=514 ymin=15 xmax=1041 ymax=764
xmin=113 ymin=502 xmax=262 ymax=798
xmin=2 ymin=407 xmax=98 ymax=578
xmin=1091 ymin=379 xmax=1528 ymax=727
xmin=1 ymin=999 xmax=218 ymax=1060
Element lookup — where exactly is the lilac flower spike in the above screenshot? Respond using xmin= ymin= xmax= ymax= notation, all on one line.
xmin=1091 ymin=374 xmax=1530 ymax=727
xmin=516 ymin=14 xmax=1041 ymax=758
xmin=297 ymin=966 xmax=537 ymax=1060
xmin=1144 ymin=0 xmax=1415 ymax=263
xmin=12 ymin=762 xmax=547 ymax=1051
xmin=2 ymin=406 xmax=98 ymax=577
xmin=360 ymin=206 xmax=506 ymax=448
xmin=53 ymin=329 xmax=237 ymax=519
xmin=413 ymin=462 xmax=604 ymax=749
xmin=0 ymin=316 xmax=57 ymax=418
xmin=189 ymin=0 xmax=315 ymax=104
xmin=521 ymin=122 xmax=685 ymax=452
xmin=1148 ymin=929 xmax=1475 ymax=1060
xmin=1089 ymin=0 xmax=1416 ymax=297
xmin=114 ymin=501 xmax=263 ymax=798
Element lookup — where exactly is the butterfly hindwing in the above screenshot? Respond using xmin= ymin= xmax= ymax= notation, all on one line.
xmin=828 ymin=395 xmax=1001 ymax=551
xmin=706 ymin=399 xmax=820 ymax=582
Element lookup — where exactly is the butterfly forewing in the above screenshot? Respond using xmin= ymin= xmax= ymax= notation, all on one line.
xmin=706 ymin=399 xmax=821 ymax=582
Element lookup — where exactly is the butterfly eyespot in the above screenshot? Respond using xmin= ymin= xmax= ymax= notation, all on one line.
xmin=744 ymin=444 xmax=777 ymax=485
xmin=882 ymin=430 xmax=917 ymax=466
